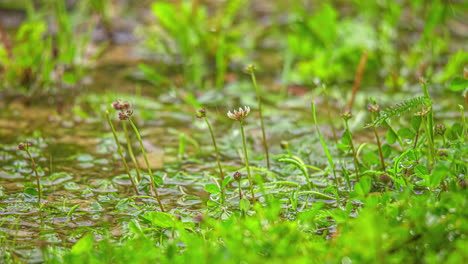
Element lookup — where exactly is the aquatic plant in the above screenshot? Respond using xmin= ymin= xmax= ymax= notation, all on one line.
xmin=233 ymin=171 xmax=242 ymax=199
xmin=228 ymin=106 xmax=255 ymax=202
xmin=0 ymin=0 xmax=97 ymax=96
xmin=111 ymin=99 xmax=165 ymax=212
xmin=18 ymin=142 xmax=42 ymax=203
xmin=197 ymin=108 xmax=225 ymax=203
xmin=105 ymin=110 xmax=140 ymax=195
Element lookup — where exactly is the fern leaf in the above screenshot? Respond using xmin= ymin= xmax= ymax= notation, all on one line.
xmin=367 ymin=96 xmax=428 ymax=127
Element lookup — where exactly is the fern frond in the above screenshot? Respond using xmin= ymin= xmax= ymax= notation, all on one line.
xmin=367 ymin=96 xmax=428 ymax=127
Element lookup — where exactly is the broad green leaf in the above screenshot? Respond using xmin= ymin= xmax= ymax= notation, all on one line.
xmin=239 ymin=198 xmax=251 ymax=212
xmin=205 ymin=184 xmax=220 ymax=194
xmin=71 ymin=233 xmax=94 ymax=255
xmin=449 ymin=77 xmax=468 ymax=91
xmin=143 ymin=212 xmax=174 ymax=229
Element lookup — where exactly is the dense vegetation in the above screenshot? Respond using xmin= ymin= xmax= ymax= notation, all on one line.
xmin=0 ymin=0 xmax=467 ymax=263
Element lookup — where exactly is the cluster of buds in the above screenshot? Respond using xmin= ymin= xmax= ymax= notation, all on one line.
xmin=195 ymin=108 xmax=206 ymax=118
xmin=367 ymin=104 xmax=381 ymax=113
xmin=118 ymin=110 xmax=133 ymax=121
xmin=227 ymin=106 xmax=250 ymax=121
xmin=341 ymin=110 xmax=352 ymax=121
xmin=111 ymin=99 xmax=133 ymax=121
xmin=434 ymin=124 xmax=446 ymax=136
xmin=18 ymin=142 xmax=32 ymax=151
xmin=243 ymin=64 xmax=256 ymax=73
xmin=111 ymin=99 xmax=131 ymax=111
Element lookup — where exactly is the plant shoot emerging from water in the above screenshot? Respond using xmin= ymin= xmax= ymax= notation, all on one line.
xmin=111 ymin=100 xmax=165 ymax=212
xmin=18 ymin=142 xmax=42 ymax=204
xmin=197 ymin=108 xmax=225 ymax=203
xmin=228 ymin=106 xmax=255 ymax=202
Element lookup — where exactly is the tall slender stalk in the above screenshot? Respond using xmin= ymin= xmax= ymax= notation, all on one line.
xmin=240 ymin=120 xmax=255 ymax=202
xmin=420 ymin=79 xmax=436 ymax=164
xmin=246 ymin=65 xmax=270 ymax=169
xmin=227 ymin=106 xmax=255 ymax=202
xmin=369 ymin=104 xmax=386 ymax=172
xmin=196 ymin=108 xmax=226 ymax=205
xmin=106 ymin=111 xmax=139 ymax=195
xmin=122 ymin=121 xmax=142 ymax=181
xmin=26 ymin=149 xmax=42 ymax=203
xmin=204 ymin=116 xmax=225 ymax=181
xmin=128 ymin=118 xmax=165 ymax=212
xmin=18 ymin=142 xmax=42 ymax=204
xmin=343 ymin=116 xmax=360 ymax=181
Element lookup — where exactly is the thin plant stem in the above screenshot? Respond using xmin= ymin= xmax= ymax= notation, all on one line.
xmin=239 ymin=120 xmax=256 ymax=202
xmin=421 ymin=81 xmax=436 ymax=163
xmin=128 ymin=118 xmax=165 ymax=212
xmin=106 ymin=112 xmax=139 ymax=195
xmin=122 ymin=121 xmax=142 ymax=181
xmin=248 ymin=68 xmax=270 ymax=169
xmin=413 ymin=119 xmax=422 ymax=150
xmin=25 ymin=149 xmax=42 ymax=204
xmin=371 ymin=113 xmax=386 ymax=172
xmin=421 ymin=116 xmax=436 ymax=165
xmin=204 ymin=116 xmax=225 ymax=204
xmin=204 ymin=117 xmax=224 ymax=180
xmin=345 ymin=120 xmax=360 ymax=181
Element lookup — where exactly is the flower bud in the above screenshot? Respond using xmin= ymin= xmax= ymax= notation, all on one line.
xmin=341 ymin=111 xmax=352 ymax=121
xmin=18 ymin=142 xmax=31 ymax=151
xmin=367 ymin=104 xmax=380 ymax=113
xmin=233 ymin=171 xmax=242 ymax=182
xmin=196 ymin=108 xmax=206 ymax=118
xmin=434 ymin=124 xmax=446 ymax=136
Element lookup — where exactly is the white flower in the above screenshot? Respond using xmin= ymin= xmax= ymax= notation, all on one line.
xmin=227 ymin=106 xmax=251 ymax=121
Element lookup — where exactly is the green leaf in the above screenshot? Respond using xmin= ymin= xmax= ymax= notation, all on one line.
xmin=414 ymin=165 xmax=429 ymax=178
xmin=128 ymin=219 xmax=144 ymax=235
xmin=222 ymin=176 xmax=232 ymax=189
xmin=430 ymin=162 xmax=448 ymax=187
xmin=353 ymin=176 xmax=372 ymax=197
xmin=398 ymin=128 xmax=415 ymax=139
xmin=386 ymin=130 xmax=397 ymax=144
xmin=341 ymin=129 xmax=353 ymax=146
xmin=67 ymin=204 xmax=80 ymax=217
xmin=71 ymin=233 xmax=94 ymax=255
xmin=239 ymin=198 xmax=251 ymax=212
xmin=382 ymin=144 xmax=392 ymax=158
xmin=143 ymin=212 xmax=174 ymax=229
xmin=411 ymin=116 xmax=422 ymax=131
xmin=24 ymin=187 xmax=38 ymax=196
xmin=449 ymin=77 xmax=468 ymax=91
xmin=205 ymin=184 xmax=220 ymax=194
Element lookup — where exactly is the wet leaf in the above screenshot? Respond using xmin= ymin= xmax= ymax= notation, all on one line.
xmin=239 ymin=198 xmax=251 ymax=213
xmin=71 ymin=233 xmax=94 ymax=255
xmin=205 ymin=184 xmax=220 ymax=194
xmin=143 ymin=211 xmax=174 ymax=229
